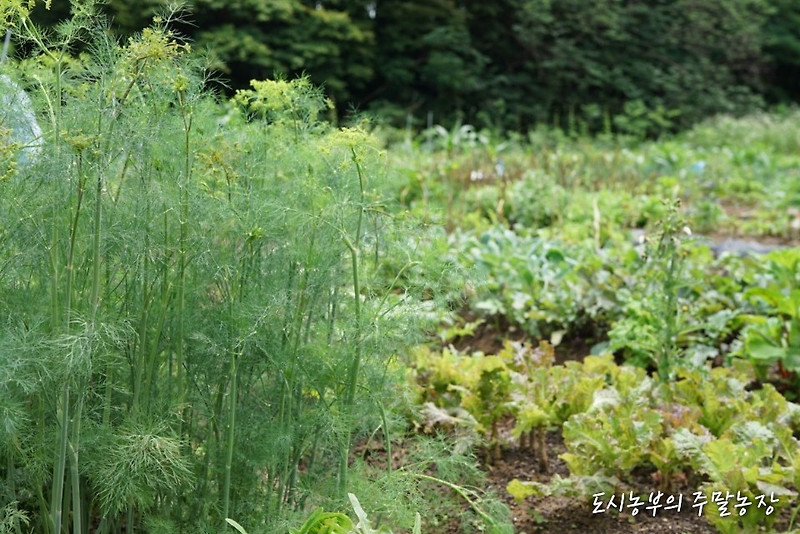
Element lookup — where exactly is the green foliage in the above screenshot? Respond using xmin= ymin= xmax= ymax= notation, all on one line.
xmin=396 ymin=111 xmax=800 ymax=534
xmin=561 ymin=391 xmax=663 ymax=477
xmin=411 ymin=345 xmax=512 ymax=461
xmin=7 ymin=5 xmax=800 ymax=533
xmin=736 ymin=249 xmax=800 ymax=385
xmin=215 ymin=3 xmax=370 ymax=102
xmin=0 ymin=501 xmax=29 ymax=534
xmin=1 ymin=0 xmax=34 ymax=29
xmin=505 ymin=360 xmax=800 ymax=531
xmin=764 ymin=0 xmax=800 ymax=101
xmin=468 ymin=0 xmax=771 ymax=133
xmin=229 ymin=494 xmax=419 ymax=534
xmin=0 ymin=125 xmax=18 ymax=181
xmin=507 ymin=474 xmax=617 ymax=504
xmin=233 ymin=77 xmax=331 ymax=126
xmin=288 ymin=506 xmax=354 ymax=534
xmin=87 ymin=422 xmax=193 ymax=517
xmin=343 ymin=436 xmax=513 ymax=533
xmin=682 ymin=422 xmax=797 ymax=533
xmin=20 ymin=0 xmax=800 ymax=135
xmin=0 ymin=9 xmax=431 ymax=533
xmin=411 ymin=311 xmax=799 ymax=533
xmin=608 ymin=202 xmax=697 ymax=379
xmin=447 ymin=227 xmax=603 ymax=338
xmin=370 ymin=0 xmax=486 ymax=124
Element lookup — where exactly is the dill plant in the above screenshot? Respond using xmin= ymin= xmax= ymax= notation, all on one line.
xmin=607 ymin=199 xmax=695 ymax=381
xmin=1 ymin=4 xmax=426 ymax=532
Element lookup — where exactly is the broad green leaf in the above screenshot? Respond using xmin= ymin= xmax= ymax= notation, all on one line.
xmin=746 ymin=286 xmax=784 ymax=308
xmin=746 ymin=337 xmax=786 ymax=362
xmin=700 ymin=439 xmax=747 ymax=489
xmin=507 ymin=479 xmax=541 ymax=503
xmin=513 ymin=405 xmax=550 ymax=436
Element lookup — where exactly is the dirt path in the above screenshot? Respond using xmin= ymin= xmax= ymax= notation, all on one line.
xmin=631 ymin=228 xmax=800 ymax=256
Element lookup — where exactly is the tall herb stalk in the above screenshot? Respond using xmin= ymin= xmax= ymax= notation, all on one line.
xmin=644 ymin=200 xmax=690 ymax=382
xmin=175 ymin=74 xmax=192 ymax=414
xmin=338 ymin=147 xmax=366 ymax=495
xmin=1 ymin=8 xmax=417 ymax=532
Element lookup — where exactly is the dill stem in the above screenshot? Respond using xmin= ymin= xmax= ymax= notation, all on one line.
xmin=176 ymin=89 xmax=192 ymax=410
xmin=339 ymin=148 xmax=366 ymax=495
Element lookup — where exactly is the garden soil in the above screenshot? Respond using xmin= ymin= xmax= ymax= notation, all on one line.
xmin=481 ymin=430 xmax=718 ymax=533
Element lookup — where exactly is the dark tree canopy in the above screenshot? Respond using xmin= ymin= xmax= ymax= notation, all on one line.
xmin=25 ymin=0 xmax=800 ymax=134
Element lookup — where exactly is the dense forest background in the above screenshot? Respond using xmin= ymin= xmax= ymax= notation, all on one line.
xmin=26 ymin=0 xmax=800 ymax=135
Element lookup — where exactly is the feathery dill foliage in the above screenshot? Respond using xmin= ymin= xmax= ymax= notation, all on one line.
xmin=0 ymin=4 xmax=419 ymax=532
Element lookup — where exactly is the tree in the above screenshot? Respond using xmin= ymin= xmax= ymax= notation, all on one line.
xmin=189 ymin=0 xmax=372 ymax=107
xmin=763 ymin=0 xmax=800 ymax=101
xmin=368 ymin=0 xmax=486 ymax=124
xmin=23 ymin=0 xmax=794 ymax=135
